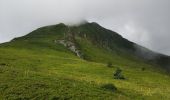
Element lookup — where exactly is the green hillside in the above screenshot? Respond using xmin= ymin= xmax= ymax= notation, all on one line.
xmin=0 ymin=22 xmax=170 ymax=100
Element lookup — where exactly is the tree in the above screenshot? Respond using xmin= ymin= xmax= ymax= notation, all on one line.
xmin=113 ymin=68 xmax=125 ymax=79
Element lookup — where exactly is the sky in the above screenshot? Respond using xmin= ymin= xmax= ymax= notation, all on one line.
xmin=0 ymin=0 xmax=170 ymax=55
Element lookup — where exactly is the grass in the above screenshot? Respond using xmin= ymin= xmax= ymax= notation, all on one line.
xmin=0 ymin=23 xmax=170 ymax=99
xmin=0 ymin=40 xmax=170 ymax=100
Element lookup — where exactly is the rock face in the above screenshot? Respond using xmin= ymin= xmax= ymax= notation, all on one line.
xmin=57 ymin=40 xmax=83 ymax=58
xmin=56 ymin=27 xmax=83 ymax=58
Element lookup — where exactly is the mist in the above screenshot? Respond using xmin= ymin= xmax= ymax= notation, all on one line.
xmin=0 ymin=0 xmax=170 ymax=55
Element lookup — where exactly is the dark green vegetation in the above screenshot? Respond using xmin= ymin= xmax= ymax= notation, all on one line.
xmin=113 ymin=68 xmax=125 ymax=80
xmin=107 ymin=62 xmax=113 ymax=68
xmin=0 ymin=22 xmax=170 ymax=100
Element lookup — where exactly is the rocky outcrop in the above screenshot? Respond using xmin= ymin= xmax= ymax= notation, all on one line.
xmin=57 ymin=40 xmax=83 ymax=58
xmin=54 ymin=26 xmax=84 ymax=58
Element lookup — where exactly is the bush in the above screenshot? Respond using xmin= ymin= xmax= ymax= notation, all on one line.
xmin=107 ymin=62 xmax=113 ymax=68
xmin=141 ymin=67 xmax=146 ymax=71
xmin=113 ymin=68 xmax=125 ymax=79
xmin=101 ymin=83 xmax=117 ymax=92
xmin=0 ymin=63 xmax=7 ymax=66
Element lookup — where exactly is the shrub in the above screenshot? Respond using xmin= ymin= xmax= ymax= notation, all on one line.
xmin=101 ymin=83 xmax=117 ymax=92
xmin=107 ymin=62 xmax=113 ymax=68
xmin=0 ymin=63 xmax=7 ymax=66
xmin=113 ymin=68 xmax=125 ymax=79
xmin=141 ymin=67 xmax=146 ymax=71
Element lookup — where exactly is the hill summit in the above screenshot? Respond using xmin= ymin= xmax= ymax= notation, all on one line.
xmin=12 ymin=22 xmax=170 ymax=71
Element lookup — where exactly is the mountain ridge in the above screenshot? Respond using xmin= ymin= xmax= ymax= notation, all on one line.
xmin=12 ymin=22 xmax=169 ymax=72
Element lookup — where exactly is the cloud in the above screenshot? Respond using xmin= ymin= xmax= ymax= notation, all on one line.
xmin=0 ymin=0 xmax=170 ymax=55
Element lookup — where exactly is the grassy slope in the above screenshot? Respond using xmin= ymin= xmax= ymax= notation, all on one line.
xmin=0 ymin=23 xmax=170 ymax=100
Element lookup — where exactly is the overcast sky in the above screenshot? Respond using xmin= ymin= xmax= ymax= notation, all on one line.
xmin=0 ymin=0 xmax=170 ymax=55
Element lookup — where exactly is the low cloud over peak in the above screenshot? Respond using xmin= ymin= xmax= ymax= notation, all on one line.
xmin=0 ymin=0 xmax=170 ymax=55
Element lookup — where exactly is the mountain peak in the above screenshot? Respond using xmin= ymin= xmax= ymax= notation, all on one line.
xmin=9 ymin=22 xmax=170 ymax=71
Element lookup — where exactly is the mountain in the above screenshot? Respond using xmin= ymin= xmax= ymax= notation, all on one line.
xmin=0 ymin=22 xmax=170 ymax=99
xmin=14 ymin=22 xmax=170 ymax=71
